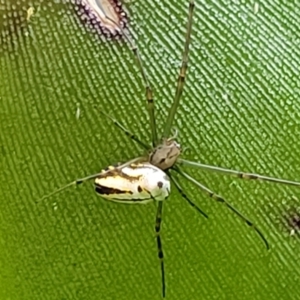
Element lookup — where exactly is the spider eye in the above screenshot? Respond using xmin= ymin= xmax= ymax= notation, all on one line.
xmin=157 ymin=181 xmax=163 ymax=188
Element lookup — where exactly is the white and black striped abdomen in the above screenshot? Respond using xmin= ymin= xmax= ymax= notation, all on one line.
xmin=94 ymin=163 xmax=170 ymax=203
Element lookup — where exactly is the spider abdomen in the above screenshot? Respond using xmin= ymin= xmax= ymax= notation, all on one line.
xmin=95 ymin=163 xmax=170 ymax=203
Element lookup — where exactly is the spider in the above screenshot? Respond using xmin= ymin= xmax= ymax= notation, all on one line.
xmin=40 ymin=0 xmax=300 ymax=297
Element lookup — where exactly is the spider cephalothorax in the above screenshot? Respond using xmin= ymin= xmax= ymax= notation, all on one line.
xmin=149 ymin=138 xmax=181 ymax=171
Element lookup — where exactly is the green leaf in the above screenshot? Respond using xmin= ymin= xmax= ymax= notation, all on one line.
xmin=1 ymin=0 xmax=300 ymax=299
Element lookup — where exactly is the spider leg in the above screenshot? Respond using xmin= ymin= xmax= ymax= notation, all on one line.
xmin=96 ymin=108 xmax=149 ymax=150
xmin=178 ymin=159 xmax=300 ymax=186
xmin=168 ymin=170 xmax=208 ymax=218
xmin=104 ymin=16 xmax=158 ymax=147
xmin=37 ymin=157 xmax=144 ymax=202
xmin=163 ymin=0 xmax=195 ymax=138
xmin=155 ymin=201 xmax=165 ymax=298
xmin=174 ymin=166 xmax=269 ymax=250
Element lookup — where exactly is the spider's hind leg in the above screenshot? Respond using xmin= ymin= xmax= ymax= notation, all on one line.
xmin=178 ymin=158 xmax=300 ymax=187
xmin=169 ymin=170 xmax=208 ymax=219
xmin=175 ymin=166 xmax=269 ymax=250
xmin=155 ymin=201 xmax=166 ymax=298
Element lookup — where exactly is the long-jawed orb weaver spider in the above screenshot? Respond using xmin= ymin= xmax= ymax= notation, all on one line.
xmin=40 ymin=1 xmax=300 ymax=297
